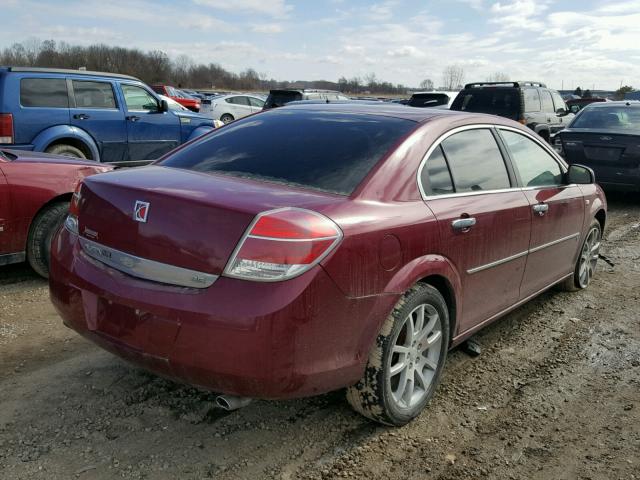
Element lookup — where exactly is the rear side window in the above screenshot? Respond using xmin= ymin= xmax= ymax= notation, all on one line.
xmin=226 ymin=96 xmax=250 ymax=106
xmin=451 ymin=88 xmax=520 ymax=119
xmin=421 ymin=145 xmax=454 ymax=195
xmin=72 ymin=80 xmax=116 ymax=109
xmin=160 ymin=110 xmax=416 ymax=195
xmin=540 ymin=90 xmax=554 ymax=112
xmin=500 ymin=130 xmax=562 ymax=187
xmin=524 ymin=88 xmax=541 ymax=112
xmin=20 ymin=78 xmax=69 ymax=108
xmin=441 ymin=129 xmax=510 ymax=192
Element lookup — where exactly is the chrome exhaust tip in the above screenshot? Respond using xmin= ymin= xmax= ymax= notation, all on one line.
xmin=215 ymin=395 xmax=253 ymax=411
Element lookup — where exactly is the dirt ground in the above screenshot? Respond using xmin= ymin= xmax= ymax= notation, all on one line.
xmin=1 ymin=194 xmax=638 ymax=480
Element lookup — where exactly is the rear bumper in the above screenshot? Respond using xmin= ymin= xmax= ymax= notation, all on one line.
xmin=0 ymin=144 xmax=34 ymax=151
xmin=49 ymin=228 xmax=394 ymax=399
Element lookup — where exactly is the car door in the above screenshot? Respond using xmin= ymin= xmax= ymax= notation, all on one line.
xmin=119 ymin=83 xmax=181 ymax=161
xmin=248 ymin=96 xmax=265 ymax=113
xmin=0 ymin=162 xmax=10 ymax=254
xmin=227 ymin=96 xmax=253 ymax=119
xmin=497 ymin=127 xmax=585 ymax=297
xmin=420 ymin=127 xmax=532 ymax=332
xmin=69 ymin=79 xmax=127 ymax=162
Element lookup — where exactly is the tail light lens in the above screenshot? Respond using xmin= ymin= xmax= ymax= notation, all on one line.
xmin=64 ymin=182 xmax=83 ymax=235
xmin=0 ymin=113 xmax=13 ymax=144
xmin=224 ymin=208 xmax=342 ymax=282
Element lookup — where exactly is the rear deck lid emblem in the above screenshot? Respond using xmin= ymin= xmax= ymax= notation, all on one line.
xmin=600 ymin=136 xmax=612 ymax=141
xmin=134 ymin=201 xmax=150 ymax=223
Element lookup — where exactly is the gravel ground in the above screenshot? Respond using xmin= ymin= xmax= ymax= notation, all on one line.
xmin=0 ymin=193 xmax=638 ymax=480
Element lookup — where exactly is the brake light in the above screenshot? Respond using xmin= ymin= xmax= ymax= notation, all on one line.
xmin=224 ymin=208 xmax=342 ymax=281
xmin=64 ymin=182 xmax=83 ymax=235
xmin=0 ymin=113 xmax=13 ymax=144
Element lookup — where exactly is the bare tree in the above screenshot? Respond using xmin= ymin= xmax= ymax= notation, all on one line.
xmin=442 ymin=65 xmax=465 ymax=90
xmin=419 ymin=78 xmax=434 ymax=90
xmin=486 ymin=71 xmax=509 ymax=82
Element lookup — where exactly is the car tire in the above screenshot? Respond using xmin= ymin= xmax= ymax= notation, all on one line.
xmin=45 ymin=144 xmax=87 ymax=159
xmin=346 ymin=283 xmax=450 ymax=426
xmin=558 ymin=220 xmax=601 ymax=292
xmin=26 ymin=201 xmax=69 ymax=278
xmin=220 ymin=114 xmax=234 ymax=124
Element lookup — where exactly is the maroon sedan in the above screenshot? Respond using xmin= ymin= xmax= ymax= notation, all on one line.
xmin=49 ymin=104 xmax=606 ymax=425
xmin=0 ymin=149 xmax=111 ymax=277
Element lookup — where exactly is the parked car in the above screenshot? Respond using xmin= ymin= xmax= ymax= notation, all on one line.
xmin=0 ymin=67 xmax=214 ymax=162
xmin=566 ymin=97 xmax=607 ymax=113
xmin=554 ymin=101 xmax=640 ymax=191
xmin=208 ymin=94 xmax=266 ymax=123
xmin=151 ymin=85 xmax=201 ymax=112
xmin=407 ymin=91 xmax=457 ymax=109
xmin=451 ymin=81 xmax=574 ymax=142
xmin=50 ymin=104 xmax=606 ymax=426
xmin=0 ymin=148 xmax=111 ymax=277
xmin=263 ymin=89 xmax=350 ymax=109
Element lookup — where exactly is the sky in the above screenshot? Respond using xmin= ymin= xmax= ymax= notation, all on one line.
xmin=2 ymin=0 xmax=640 ymax=90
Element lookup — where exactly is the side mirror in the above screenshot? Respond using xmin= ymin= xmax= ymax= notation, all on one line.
xmin=567 ymin=164 xmax=595 ymax=184
xmin=159 ymin=100 xmax=169 ymax=113
xmin=556 ymin=107 xmax=567 ymax=116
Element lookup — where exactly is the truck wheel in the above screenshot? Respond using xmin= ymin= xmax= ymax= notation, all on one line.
xmin=27 ymin=201 xmax=69 ymax=278
xmin=346 ymin=284 xmax=450 ymax=426
xmin=220 ymin=114 xmax=234 ymax=124
xmin=45 ymin=144 xmax=86 ymax=159
xmin=558 ymin=220 xmax=601 ymax=292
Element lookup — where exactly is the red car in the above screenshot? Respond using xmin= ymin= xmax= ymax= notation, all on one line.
xmin=151 ymin=85 xmax=200 ymax=112
xmin=0 ymin=149 xmax=111 ymax=277
xmin=49 ymin=104 xmax=606 ymax=425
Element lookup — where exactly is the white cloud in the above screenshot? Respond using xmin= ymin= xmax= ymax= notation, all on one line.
xmin=192 ymin=0 xmax=293 ymax=18
xmin=251 ymin=23 xmax=284 ymax=34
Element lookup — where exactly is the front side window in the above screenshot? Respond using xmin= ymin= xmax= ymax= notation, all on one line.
xmin=122 ymin=85 xmax=159 ymax=112
xmin=72 ymin=81 xmax=116 ymax=109
xmin=248 ymin=97 xmax=265 ymax=108
xmin=551 ymin=91 xmax=567 ymax=112
xmin=421 ymin=145 xmax=454 ymax=195
xmin=441 ymin=129 xmax=511 ymax=192
xmin=500 ymin=130 xmax=562 ymax=187
xmin=20 ymin=78 xmax=69 ymax=108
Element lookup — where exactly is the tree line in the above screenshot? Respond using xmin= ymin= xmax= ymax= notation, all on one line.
xmin=0 ymin=39 xmax=410 ymax=94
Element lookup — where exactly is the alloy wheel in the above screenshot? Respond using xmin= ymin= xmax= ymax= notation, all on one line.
xmin=387 ymin=303 xmax=443 ymax=409
xmin=578 ymin=226 xmax=600 ymax=288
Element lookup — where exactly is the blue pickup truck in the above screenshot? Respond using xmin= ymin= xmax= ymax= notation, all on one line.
xmin=0 ymin=67 xmax=214 ymax=162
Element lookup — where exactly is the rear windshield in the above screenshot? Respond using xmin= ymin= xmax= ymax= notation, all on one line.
xmin=451 ymin=88 xmax=520 ymax=119
xmin=408 ymin=93 xmax=450 ymax=108
xmin=160 ymin=109 xmax=415 ymax=195
xmin=571 ymin=107 xmax=640 ymax=131
xmin=264 ymin=91 xmax=302 ymax=108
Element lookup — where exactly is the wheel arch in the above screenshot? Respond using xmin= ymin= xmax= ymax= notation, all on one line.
xmin=31 ymin=125 xmax=100 ymax=161
xmin=416 ymin=274 xmax=458 ymax=346
xmin=26 ymin=192 xmax=72 ymax=251
xmin=595 ymin=208 xmax=606 ymax=232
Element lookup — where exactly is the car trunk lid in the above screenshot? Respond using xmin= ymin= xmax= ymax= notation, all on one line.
xmin=77 ymin=166 xmax=345 ymax=277
xmin=561 ymin=130 xmax=640 ymax=167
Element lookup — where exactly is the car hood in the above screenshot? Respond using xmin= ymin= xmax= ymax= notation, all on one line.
xmin=2 ymin=148 xmax=113 ymax=168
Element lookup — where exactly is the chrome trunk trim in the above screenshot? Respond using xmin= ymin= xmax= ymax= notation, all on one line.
xmin=79 ymin=237 xmax=218 ymax=289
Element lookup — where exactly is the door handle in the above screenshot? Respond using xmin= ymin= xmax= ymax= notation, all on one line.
xmin=451 ymin=217 xmax=476 ymax=231
xmin=73 ymin=113 xmax=90 ymax=120
xmin=533 ymin=203 xmax=549 ymax=216
xmin=126 ymin=115 xmax=141 ymax=122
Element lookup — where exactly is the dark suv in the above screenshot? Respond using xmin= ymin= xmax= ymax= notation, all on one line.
xmin=451 ymin=81 xmax=574 ymax=142
xmin=263 ymin=89 xmax=349 ymax=109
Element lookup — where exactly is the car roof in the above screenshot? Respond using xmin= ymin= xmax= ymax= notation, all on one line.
xmin=583 ymin=100 xmax=640 ymax=108
xmin=1 ymin=66 xmax=140 ymax=81
xmin=280 ymin=102 xmax=475 ymax=123
xmin=269 ymin=89 xmax=341 ymax=94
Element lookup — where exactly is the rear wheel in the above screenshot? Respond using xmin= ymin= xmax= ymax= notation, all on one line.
xmin=220 ymin=114 xmax=234 ymax=124
xmin=558 ymin=220 xmax=601 ymax=291
xmin=45 ymin=143 xmax=86 ymax=159
xmin=346 ymin=284 xmax=450 ymax=426
xmin=26 ymin=201 xmax=69 ymax=278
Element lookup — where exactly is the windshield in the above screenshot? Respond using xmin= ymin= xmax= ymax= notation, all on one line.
xmin=451 ymin=88 xmax=520 ymax=119
xmin=571 ymin=106 xmax=640 ymax=132
xmin=160 ymin=109 xmax=416 ymax=195
xmin=264 ymin=91 xmax=303 ymax=109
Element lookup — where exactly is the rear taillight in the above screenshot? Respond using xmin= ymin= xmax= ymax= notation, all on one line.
xmin=224 ymin=208 xmax=342 ymax=282
xmin=554 ymin=136 xmax=565 ymax=156
xmin=0 ymin=113 xmax=13 ymax=144
xmin=64 ymin=182 xmax=83 ymax=235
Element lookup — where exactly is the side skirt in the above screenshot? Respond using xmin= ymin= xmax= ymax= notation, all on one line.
xmin=0 ymin=251 xmax=26 ymax=266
